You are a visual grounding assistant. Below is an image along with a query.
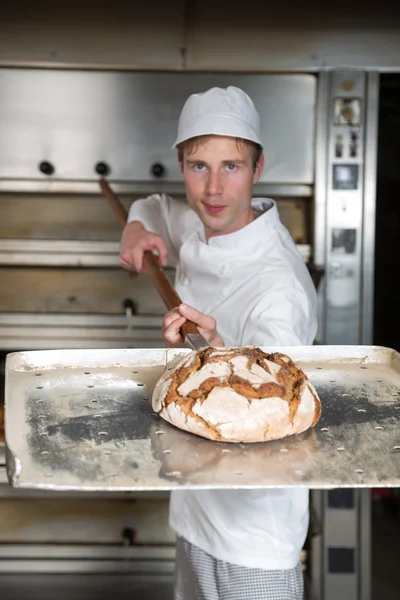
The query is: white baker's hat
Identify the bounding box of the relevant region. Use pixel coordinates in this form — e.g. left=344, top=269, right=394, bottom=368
left=173, top=86, right=262, bottom=148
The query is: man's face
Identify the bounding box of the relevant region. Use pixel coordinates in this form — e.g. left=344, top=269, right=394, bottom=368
left=179, top=136, right=264, bottom=239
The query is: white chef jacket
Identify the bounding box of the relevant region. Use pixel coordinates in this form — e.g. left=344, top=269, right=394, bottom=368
left=128, top=194, right=318, bottom=571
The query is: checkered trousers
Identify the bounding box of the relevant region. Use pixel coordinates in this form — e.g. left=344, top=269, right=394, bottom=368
left=174, top=536, right=304, bottom=600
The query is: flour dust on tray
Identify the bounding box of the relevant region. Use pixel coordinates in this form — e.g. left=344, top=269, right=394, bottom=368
left=152, top=346, right=322, bottom=443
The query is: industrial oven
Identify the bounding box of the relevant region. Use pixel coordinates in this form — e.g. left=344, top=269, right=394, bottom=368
left=0, top=67, right=381, bottom=599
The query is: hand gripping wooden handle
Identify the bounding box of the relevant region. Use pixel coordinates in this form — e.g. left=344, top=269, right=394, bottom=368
left=98, top=179, right=199, bottom=338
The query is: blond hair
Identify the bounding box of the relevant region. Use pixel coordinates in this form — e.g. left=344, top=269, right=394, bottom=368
left=177, top=135, right=263, bottom=171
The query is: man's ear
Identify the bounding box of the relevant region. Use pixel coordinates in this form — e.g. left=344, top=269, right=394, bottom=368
left=253, top=154, right=265, bottom=184
left=177, top=155, right=184, bottom=176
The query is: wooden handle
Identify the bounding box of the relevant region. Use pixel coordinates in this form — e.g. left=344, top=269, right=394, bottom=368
left=98, top=178, right=199, bottom=338
left=141, top=251, right=181, bottom=310
left=0, top=404, right=4, bottom=443
left=99, top=179, right=128, bottom=226
left=141, top=252, right=198, bottom=336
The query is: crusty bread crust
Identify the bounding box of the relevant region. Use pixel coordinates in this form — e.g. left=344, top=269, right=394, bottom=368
left=152, top=346, right=322, bottom=443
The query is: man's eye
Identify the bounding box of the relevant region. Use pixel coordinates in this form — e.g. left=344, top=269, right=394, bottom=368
left=194, top=163, right=205, bottom=171
left=226, top=164, right=237, bottom=171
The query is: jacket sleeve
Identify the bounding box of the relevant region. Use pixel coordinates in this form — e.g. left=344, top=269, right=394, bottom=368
left=242, top=277, right=318, bottom=348
left=127, top=193, right=187, bottom=268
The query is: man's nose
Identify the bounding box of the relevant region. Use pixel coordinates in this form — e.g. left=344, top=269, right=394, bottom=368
left=205, top=170, right=223, bottom=195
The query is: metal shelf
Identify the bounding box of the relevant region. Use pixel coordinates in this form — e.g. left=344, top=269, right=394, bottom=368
left=0, top=239, right=311, bottom=267
left=0, top=240, right=121, bottom=267
left=0, top=313, right=164, bottom=349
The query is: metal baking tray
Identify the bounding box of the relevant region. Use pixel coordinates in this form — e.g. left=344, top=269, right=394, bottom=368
left=4, top=345, right=400, bottom=492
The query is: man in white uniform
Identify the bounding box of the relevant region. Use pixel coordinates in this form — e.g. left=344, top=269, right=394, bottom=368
left=120, top=86, right=318, bottom=600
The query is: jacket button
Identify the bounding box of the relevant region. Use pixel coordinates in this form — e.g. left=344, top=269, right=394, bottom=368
left=182, top=277, right=189, bottom=285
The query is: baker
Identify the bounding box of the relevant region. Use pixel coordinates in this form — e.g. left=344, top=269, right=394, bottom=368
left=120, top=85, right=318, bottom=600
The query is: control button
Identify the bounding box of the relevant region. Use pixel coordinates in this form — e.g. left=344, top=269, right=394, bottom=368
left=39, top=161, right=55, bottom=175
left=151, top=163, right=165, bottom=178
left=122, top=298, right=137, bottom=315
left=349, top=130, right=359, bottom=157
left=335, top=135, right=343, bottom=158
left=330, top=262, right=342, bottom=277
left=95, top=162, right=111, bottom=176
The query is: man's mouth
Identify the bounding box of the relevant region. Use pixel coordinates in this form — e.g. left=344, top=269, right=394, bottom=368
left=202, top=202, right=226, bottom=214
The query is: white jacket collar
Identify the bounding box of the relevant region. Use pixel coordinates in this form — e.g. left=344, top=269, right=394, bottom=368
left=195, top=198, right=279, bottom=250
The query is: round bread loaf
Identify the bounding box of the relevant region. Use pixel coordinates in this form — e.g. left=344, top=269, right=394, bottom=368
left=152, top=346, right=321, bottom=443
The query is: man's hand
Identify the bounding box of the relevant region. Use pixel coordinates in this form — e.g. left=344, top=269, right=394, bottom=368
left=120, top=221, right=168, bottom=273
left=163, top=304, right=224, bottom=348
